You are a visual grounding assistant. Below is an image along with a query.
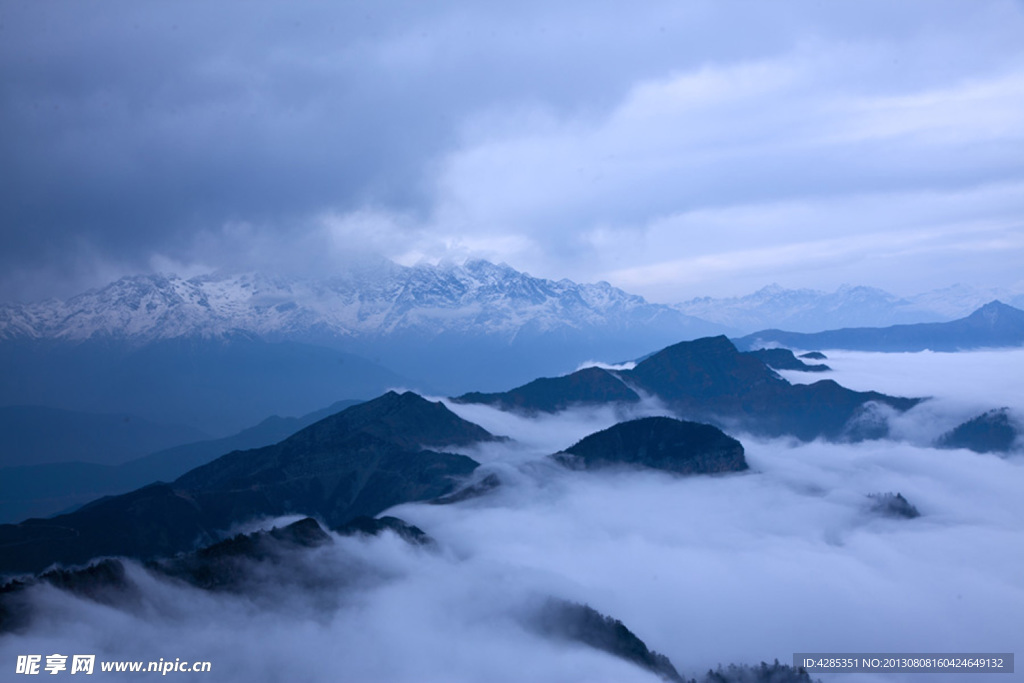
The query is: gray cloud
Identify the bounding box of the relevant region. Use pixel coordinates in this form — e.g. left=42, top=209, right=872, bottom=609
left=3, top=1, right=1023, bottom=300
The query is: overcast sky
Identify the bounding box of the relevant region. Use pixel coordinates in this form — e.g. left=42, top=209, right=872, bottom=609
left=3, top=0, right=1024, bottom=302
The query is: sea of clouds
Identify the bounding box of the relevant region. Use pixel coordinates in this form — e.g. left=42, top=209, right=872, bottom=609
left=1, top=350, right=1021, bottom=682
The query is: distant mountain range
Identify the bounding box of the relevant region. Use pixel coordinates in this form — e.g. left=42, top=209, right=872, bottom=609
left=0, top=258, right=718, bottom=345
left=676, top=283, right=1024, bottom=333
left=735, top=301, right=1024, bottom=352
left=5, top=262, right=1020, bottom=345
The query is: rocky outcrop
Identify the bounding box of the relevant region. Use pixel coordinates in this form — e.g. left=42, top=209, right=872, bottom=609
left=937, top=408, right=1021, bottom=454
left=554, top=417, right=747, bottom=475
left=532, top=599, right=685, bottom=682
left=868, top=492, right=921, bottom=519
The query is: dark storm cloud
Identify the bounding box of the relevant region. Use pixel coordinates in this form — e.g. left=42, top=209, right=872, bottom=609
left=2, top=1, right=1024, bottom=300
left=2, top=1, right=760, bottom=280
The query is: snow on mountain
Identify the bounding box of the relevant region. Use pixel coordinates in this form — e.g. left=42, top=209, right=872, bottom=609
left=675, top=283, right=952, bottom=334
left=5, top=261, right=1018, bottom=344
left=0, top=260, right=712, bottom=344
left=906, top=284, right=1024, bottom=320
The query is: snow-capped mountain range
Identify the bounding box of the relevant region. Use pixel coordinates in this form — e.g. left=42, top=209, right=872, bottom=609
left=0, top=259, right=714, bottom=344
left=3, top=258, right=1021, bottom=344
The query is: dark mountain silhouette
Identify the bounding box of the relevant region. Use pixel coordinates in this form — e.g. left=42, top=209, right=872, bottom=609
left=533, top=599, right=685, bottom=682
left=937, top=408, right=1021, bottom=454
left=0, top=558, right=134, bottom=633
left=799, top=351, right=827, bottom=360
left=0, top=399, right=364, bottom=524
left=148, top=517, right=334, bottom=592
left=555, top=417, right=748, bottom=475
left=456, top=336, right=920, bottom=441
left=454, top=365, right=641, bottom=413
left=334, top=515, right=435, bottom=546
left=533, top=599, right=821, bottom=682
left=868, top=492, right=921, bottom=519
left=735, top=301, right=1024, bottom=352
left=745, top=348, right=830, bottom=372
left=1, top=515, right=437, bottom=631
left=0, top=392, right=494, bottom=575
left=429, top=472, right=504, bottom=505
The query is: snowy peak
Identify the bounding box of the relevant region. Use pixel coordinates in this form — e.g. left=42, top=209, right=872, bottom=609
left=0, top=260, right=710, bottom=344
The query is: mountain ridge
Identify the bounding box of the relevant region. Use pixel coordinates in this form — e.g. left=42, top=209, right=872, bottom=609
left=456, top=335, right=921, bottom=441
left=735, top=300, right=1024, bottom=352
left=676, top=283, right=1024, bottom=334
left=0, top=391, right=492, bottom=575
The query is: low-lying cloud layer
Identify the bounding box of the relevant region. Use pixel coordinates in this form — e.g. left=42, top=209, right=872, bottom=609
left=2, top=351, right=1021, bottom=682
left=779, top=347, right=1024, bottom=444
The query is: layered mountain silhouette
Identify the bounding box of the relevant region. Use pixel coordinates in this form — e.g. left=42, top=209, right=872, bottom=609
left=0, top=399, right=363, bottom=524
left=456, top=336, right=920, bottom=441
left=0, top=386, right=764, bottom=576
left=0, top=392, right=495, bottom=575
left=0, top=336, right=924, bottom=577
left=735, top=301, right=1024, bottom=352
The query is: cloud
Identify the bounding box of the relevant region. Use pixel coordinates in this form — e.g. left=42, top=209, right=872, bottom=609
left=3, top=1, right=1024, bottom=301
left=430, top=49, right=1024, bottom=298
left=779, top=348, right=1024, bottom=443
